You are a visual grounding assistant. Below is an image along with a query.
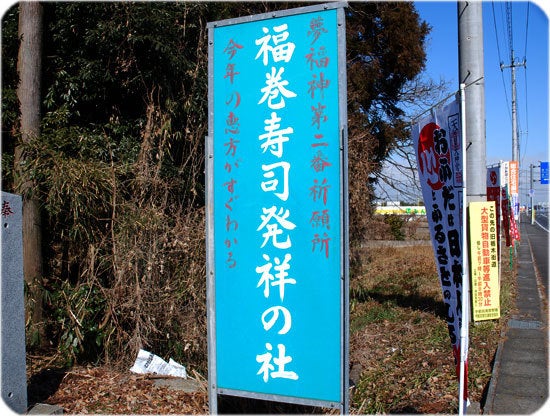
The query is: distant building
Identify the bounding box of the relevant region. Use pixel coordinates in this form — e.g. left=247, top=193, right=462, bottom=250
left=374, top=205, right=427, bottom=216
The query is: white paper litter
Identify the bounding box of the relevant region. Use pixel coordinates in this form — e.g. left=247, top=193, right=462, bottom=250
left=130, top=348, right=187, bottom=378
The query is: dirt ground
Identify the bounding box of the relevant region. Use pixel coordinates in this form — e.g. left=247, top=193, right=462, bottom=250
left=27, top=355, right=209, bottom=414
left=26, top=330, right=499, bottom=414
left=26, top=243, right=511, bottom=414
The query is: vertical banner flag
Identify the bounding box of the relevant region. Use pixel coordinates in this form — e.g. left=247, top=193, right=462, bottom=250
left=502, top=160, right=520, bottom=245
left=501, top=185, right=513, bottom=247
left=508, top=192, right=521, bottom=243
left=499, top=162, right=515, bottom=246
left=469, top=202, right=500, bottom=321
left=486, top=166, right=501, bottom=255
left=508, top=160, right=520, bottom=221
left=412, top=98, right=467, bottom=388
left=206, top=3, right=348, bottom=411
left=494, top=162, right=520, bottom=247
left=501, top=161, right=509, bottom=191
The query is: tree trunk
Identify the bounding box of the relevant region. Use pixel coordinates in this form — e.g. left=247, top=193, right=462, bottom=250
left=15, top=1, right=45, bottom=346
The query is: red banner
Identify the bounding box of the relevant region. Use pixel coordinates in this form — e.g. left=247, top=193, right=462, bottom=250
left=486, top=166, right=502, bottom=254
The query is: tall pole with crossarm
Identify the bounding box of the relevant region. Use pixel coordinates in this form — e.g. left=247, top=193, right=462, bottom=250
left=500, top=2, right=526, bottom=164
left=501, top=51, right=525, bottom=163
left=457, top=2, right=486, bottom=415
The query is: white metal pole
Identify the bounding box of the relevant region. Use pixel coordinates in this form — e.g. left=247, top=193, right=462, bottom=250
left=459, top=83, right=470, bottom=416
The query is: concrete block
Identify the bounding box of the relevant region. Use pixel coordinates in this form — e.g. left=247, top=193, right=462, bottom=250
left=153, top=377, right=202, bottom=393
left=27, top=403, right=64, bottom=415
left=1, top=192, right=27, bottom=414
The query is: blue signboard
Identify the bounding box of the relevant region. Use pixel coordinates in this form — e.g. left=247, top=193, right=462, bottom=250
left=206, top=2, right=348, bottom=412
left=541, top=161, right=549, bottom=185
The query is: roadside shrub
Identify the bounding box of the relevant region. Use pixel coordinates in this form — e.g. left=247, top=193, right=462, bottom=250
left=384, top=214, right=405, bottom=240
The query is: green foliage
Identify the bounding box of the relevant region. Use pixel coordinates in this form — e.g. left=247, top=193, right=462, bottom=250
left=46, top=279, right=108, bottom=365
left=344, top=2, right=429, bottom=271
left=2, top=2, right=430, bottom=367
left=20, top=131, right=115, bottom=243
left=350, top=300, right=399, bottom=333
left=383, top=213, right=406, bottom=240
left=422, top=318, right=450, bottom=346
left=1, top=5, right=20, bottom=191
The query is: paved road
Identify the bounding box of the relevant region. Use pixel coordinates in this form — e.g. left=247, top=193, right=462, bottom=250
left=483, top=217, right=549, bottom=414
left=535, top=211, right=549, bottom=231
left=521, top=212, right=549, bottom=295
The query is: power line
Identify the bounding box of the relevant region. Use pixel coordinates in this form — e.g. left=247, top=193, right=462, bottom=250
left=505, top=1, right=513, bottom=61
left=499, top=1, right=526, bottom=163
left=514, top=2, right=530, bottom=166
left=521, top=66, right=529, bottom=168
left=492, top=1, right=512, bottom=125
left=491, top=1, right=504, bottom=63
left=521, top=4, right=530, bottom=166
left=524, top=2, right=530, bottom=58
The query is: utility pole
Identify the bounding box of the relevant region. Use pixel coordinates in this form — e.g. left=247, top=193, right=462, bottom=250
left=501, top=51, right=526, bottom=163
left=458, top=1, right=487, bottom=203
left=500, top=1, right=526, bottom=163
left=457, top=3, right=487, bottom=415
left=499, top=3, right=526, bottom=223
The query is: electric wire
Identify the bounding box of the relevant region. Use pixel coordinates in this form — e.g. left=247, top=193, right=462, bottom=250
left=521, top=4, right=530, bottom=167
left=506, top=2, right=513, bottom=61
left=521, top=67, right=529, bottom=169
left=494, top=1, right=529, bottom=165
left=492, top=1, right=512, bottom=125
left=524, top=2, right=530, bottom=59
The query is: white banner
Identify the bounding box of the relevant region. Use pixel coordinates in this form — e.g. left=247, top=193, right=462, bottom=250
left=413, top=98, right=466, bottom=375
left=486, top=166, right=502, bottom=253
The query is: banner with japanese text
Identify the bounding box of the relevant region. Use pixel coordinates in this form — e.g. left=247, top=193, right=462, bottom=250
left=499, top=161, right=520, bottom=245
left=469, top=202, right=500, bottom=321
left=501, top=185, right=512, bottom=246
left=412, top=98, right=467, bottom=386
left=507, top=186, right=521, bottom=244
left=486, top=166, right=501, bottom=254
left=509, top=160, right=520, bottom=221
left=206, top=3, right=348, bottom=409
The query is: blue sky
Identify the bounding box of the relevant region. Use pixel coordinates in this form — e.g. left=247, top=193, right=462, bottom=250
left=414, top=0, right=549, bottom=205
left=1, top=1, right=546, bottom=204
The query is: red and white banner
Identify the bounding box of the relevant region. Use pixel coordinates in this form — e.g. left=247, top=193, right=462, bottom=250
left=501, top=186, right=512, bottom=246
left=506, top=185, right=521, bottom=244
left=490, top=162, right=520, bottom=247
left=413, top=98, right=467, bottom=398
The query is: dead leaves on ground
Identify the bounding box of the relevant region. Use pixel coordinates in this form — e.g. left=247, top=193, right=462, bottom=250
left=28, top=246, right=508, bottom=414
left=43, top=366, right=208, bottom=414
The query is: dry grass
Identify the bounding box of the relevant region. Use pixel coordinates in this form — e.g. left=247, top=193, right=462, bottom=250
left=349, top=244, right=515, bottom=414
left=28, top=242, right=516, bottom=414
